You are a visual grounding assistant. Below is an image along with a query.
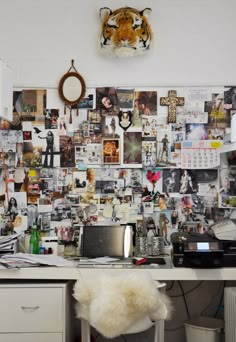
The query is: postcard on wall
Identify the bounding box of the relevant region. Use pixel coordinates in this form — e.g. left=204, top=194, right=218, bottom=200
left=123, top=132, right=142, bottom=165
left=102, top=139, right=120, bottom=164
left=156, top=128, right=172, bottom=167
left=219, top=149, right=236, bottom=208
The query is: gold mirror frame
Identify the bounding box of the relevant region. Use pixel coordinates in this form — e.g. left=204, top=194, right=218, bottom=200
left=58, top=60, right=86, bottom=107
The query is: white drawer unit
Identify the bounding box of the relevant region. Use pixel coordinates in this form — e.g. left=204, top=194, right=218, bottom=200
left=0, top=282, right=73, bottom=342
left=3, top=333, right=63, bottom=342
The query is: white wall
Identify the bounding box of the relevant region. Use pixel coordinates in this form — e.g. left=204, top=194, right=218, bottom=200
left=0, top=1, right=234, bottom=342
left=0, top=0, right=236, bottom=89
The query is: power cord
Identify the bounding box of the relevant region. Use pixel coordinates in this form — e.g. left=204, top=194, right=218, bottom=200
left=170, top=281, right=203, bottom=298
left=177, top=281, right=191, bottom=319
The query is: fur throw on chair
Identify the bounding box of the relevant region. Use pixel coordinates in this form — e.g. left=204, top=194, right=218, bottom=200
left=73, top=271, right=172, bottom=338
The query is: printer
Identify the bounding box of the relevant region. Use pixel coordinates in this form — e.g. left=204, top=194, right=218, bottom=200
left=171, top=232, right=236, bottom=268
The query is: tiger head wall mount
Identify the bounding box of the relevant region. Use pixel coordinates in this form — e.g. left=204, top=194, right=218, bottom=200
left=99, top=7, right=153, bottom=58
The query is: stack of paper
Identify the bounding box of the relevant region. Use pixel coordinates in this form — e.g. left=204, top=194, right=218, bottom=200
left=0, top=232, right=21, bottom=256
left=0, top=252, right=76, bottom=268
left=211, top=219, right=236, bottom=240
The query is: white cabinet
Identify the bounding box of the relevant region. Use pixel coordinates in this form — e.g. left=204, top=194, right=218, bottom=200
left=0, top=282, right=73, bottom=342
left=3, top=333, right=63, bottom=342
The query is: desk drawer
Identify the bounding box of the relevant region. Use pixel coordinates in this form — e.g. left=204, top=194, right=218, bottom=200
left=1, top=333, right=63, bottom=342
left=0, top=287, right=63, bottom=333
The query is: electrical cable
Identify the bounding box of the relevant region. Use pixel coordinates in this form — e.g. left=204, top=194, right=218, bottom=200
left=166, top=280, right=175, bottom=291
left=214, top=281, right=225, bottom=318
left=200, top=281, right=224, bottom=317
left=170, top=281, right=203, bottom=298
left=177, top=281, right=191, bottom=319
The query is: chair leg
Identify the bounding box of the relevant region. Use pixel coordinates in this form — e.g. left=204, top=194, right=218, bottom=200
left=154, top=320, right=165, bottom=342
left=81, top=319, right=91, bottom=342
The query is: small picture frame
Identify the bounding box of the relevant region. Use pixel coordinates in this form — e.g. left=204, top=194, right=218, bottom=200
left=102, top=138, right=120, bottom=164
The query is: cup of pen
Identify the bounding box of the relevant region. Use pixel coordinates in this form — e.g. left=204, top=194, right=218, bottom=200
left=135, top=236, right=148, bottom=257
left=151, top=236, right=164, bottom=256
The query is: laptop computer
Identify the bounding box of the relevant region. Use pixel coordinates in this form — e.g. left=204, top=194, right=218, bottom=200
left=80, top=225, right=133, bottom=265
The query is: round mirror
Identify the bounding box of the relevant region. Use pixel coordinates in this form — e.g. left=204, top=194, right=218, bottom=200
left=58, top=71, right=86, bottom=106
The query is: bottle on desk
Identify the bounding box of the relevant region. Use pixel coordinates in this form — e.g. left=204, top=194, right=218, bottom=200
left=30, top=223, right=40, bottom=254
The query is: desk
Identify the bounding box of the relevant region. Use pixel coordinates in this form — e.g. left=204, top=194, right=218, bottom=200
left=0, top=264, right=232, bottom=342
left=0, top=264, right=236, bottom=281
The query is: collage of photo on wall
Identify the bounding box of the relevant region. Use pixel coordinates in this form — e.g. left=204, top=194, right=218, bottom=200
left=0, top=86, right=235, bottom=256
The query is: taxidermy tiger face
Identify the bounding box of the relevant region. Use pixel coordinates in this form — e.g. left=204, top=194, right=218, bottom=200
left=99, top=7, right=153, bottom=57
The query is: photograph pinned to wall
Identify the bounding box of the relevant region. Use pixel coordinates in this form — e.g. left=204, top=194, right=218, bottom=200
left=44, top=109, right=59, bottom=129
left=96, top=87, right=119, bottom=114
left=142, top=201, right=154, bottom=214
left=78, top=91, right=95, bottom=109
left=39, top=168, right=54, bottom=179
left=224, top=86, right=236, bottom=110
left=88, top=109, right=102, bottom=124
left=72, top=170, right=87, bottom=193
left=162, top=169, right=181, bottom=193
left=219, top=149, right=236, bottom=208
left=179, top=169, right=198, bottom=194
left=134, top=90, right=157, bottom=116
left=153, top=211, right=172, bottom=242
left=102, top=115, right=120, bottom=138
left=142, top=169, right=162, bottom=202
left=231, top=109, right=236, bottom=143
left=57, top=168, right=69, bottom=187
left=23, top=131, right=32, bottom=141
left=123, top=132, right=142, bottom=165
left=65, top=193, right=80, bottom=206
left=142, top=138, right=156, bottom=170
left=58, top=116, right=68, bottom=135
left=96, top=180, right=120, bottom=194
left=180, top=87, right=211, bottom=122
left=40, top=178, right=54, bottom=196
left=80, top=168, right=97, bottom=205
left=70, top=110, right=88, bottom=133
left=102, top=138, right=120, bottom=164
left=0, top=130, right=23, bottom=145
left=35, top=127, right=60, bottom=168
left=186, top=124, right=208, bottom=140
left=116, top=88, right=134, bottom=109
left=51, top=198, right=71, bottom=222
left=75, top=144, right=102, bottom=165
left=0, top=147, right=16, bottom=168
left=127, top=169, right=143, bottom=193
left=142, top=115, right=158, bottom=137
left=37, top=197, right=52, bottom=213
left=22, top=142, right=42, bottom=167
left=60, top=136, right=75, bottom=167
left=156, top=129, right=172, bottom=167
left=207, top=92, right=230, bottom=138
left=13, top=89, right=47, bottom=122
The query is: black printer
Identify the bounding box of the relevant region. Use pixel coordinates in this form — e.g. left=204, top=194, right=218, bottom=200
left=171, top=232, right=236, bottom=268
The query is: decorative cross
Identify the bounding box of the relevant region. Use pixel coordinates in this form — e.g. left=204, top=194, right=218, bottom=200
left=160, top=90, right=185, bottom=123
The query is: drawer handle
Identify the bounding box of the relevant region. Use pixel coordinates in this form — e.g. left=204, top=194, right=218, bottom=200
left=21, top=306, right=40, bottom=311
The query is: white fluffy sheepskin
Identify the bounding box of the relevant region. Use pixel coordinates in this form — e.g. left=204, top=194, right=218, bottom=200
left=73, top=271, right=172, bottom=338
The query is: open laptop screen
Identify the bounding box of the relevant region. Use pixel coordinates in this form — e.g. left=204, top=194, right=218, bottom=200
left=81, top=225, right=133, bottom=258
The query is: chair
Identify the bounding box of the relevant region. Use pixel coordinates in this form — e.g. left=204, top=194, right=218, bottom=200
left=73, top=272, right=171, bottom=342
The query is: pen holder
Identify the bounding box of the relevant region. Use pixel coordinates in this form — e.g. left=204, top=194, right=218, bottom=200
left=135, top=236, right=148, bottom=257
left=151, top=236, right=164, bottom=256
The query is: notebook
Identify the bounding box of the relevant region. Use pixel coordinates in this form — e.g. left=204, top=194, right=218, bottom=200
left=80, top=225, right=133, bottom=263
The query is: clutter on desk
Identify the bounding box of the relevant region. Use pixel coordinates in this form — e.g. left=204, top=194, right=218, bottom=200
left=0, top=86, right=235, bottom=262
left=0, top=252, right=76, bottom=268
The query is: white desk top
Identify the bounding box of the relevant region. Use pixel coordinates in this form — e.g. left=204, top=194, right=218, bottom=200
left=0, top=265, right=235, bottom=281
